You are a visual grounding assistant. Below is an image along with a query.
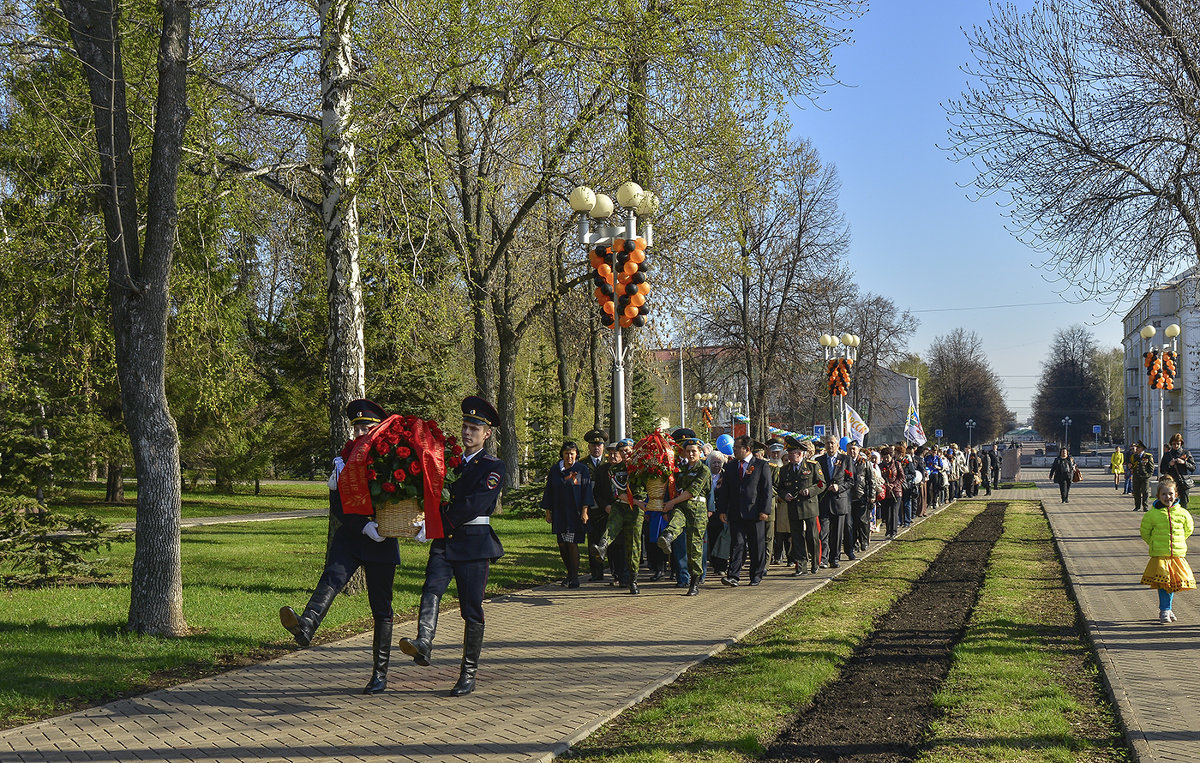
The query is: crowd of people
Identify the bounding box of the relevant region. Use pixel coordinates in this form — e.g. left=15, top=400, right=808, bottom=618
left=1110, top=435, right=1196, bottom=512
left=541, top=429, right=1015, bottom=594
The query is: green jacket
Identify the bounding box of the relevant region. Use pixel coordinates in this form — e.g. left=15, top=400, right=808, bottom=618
left=673, top=461, right=712, bottom=513
left=776, top=458, right=826, bottom=520
left=1140, top=500, right=1195, bottom=557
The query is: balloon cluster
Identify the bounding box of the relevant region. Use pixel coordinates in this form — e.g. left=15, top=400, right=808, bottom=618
left=826, top=356, right=853, bottom=396
left=591, top=237, right=651, bottom=328
left=1145, top=348, right=1178, bottom=390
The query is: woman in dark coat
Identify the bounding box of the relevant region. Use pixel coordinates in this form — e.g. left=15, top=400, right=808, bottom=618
left=542, top=441, right=592, bottom=588
left=1160, top=433, right=1196, bottom=508
left=1048, top=447, right=1077, bottom=503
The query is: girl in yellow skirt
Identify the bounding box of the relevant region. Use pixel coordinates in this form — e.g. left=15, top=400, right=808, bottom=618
left=1140, top=476, right=1195, bottom=623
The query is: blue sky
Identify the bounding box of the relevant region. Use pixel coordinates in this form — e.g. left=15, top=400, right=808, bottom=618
left=788, top=0, right=1127, bottom=419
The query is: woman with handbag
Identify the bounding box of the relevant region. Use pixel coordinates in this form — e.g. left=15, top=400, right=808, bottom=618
left=1048, top=447, right=1076, bottom=503
left=1140, top=476, right=1195, bottom=623
left=1159, top=433, right=1196, bottom=508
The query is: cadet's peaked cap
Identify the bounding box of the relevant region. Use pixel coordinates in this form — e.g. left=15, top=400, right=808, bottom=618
left=584, top=428, right=608, bottom=445
left=784, top=435, right=805, bottom=450
left=346, top=399, right=388, bottom=424
left=672, top=428, right=697, bottom=442
left=461, top=395, right=500, bottom=427
left=767, top=440, right=786, bottom=453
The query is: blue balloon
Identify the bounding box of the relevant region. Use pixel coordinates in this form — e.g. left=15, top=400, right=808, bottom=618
left=716, top=434, right=734, bottom=456
left=839, top=436, right=850, bottom=450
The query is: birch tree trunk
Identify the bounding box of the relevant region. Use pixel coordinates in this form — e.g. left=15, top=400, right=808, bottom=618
left=61, top=0, right=190, bottom=636
left=319, top=0, right=367, bottom=594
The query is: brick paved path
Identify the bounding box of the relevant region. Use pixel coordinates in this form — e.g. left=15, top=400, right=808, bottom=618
left=1026, top=469, right=1200, bottom=763
left=1, top=511, right=917, bottom=763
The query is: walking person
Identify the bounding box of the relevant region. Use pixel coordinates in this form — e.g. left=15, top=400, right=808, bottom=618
left=878, top=446, right=904, bottom=539
left=816, top=435, right=854, bottom=566
left=1160, top=433, right=1196, bottom=509
left=579, top=429, right=609, bottom=581
left=542, top=441, right=592, bottom=588
left=778, top=437, right=824, bottom=574
left=989, top=444, right=1001, bottom=491
left=847, top=440, right=873, bottom=556
left=591, top=439, right=646, bottom=594
left=1129, top=441, right=1156, bottom=512
left=717, top=435, right=773, bottom=585
left=657, top=430, right=712, bottom=595
left=279, top=399, right=399, bottom=695
left=1049, top=447, right=1076, bottom=504
left=1110, top=447, right=1124, bottom=491
left=398, top=396, right=505, bottom=697
left=1140, top=476, right=1195, bottom=623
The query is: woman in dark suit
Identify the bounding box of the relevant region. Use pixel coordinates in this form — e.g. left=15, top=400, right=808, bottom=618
left=542, top=441, right=592, bottom=587
left=1160, top=433, right=1196, bottom=508
left=1049, top=447, right=1076, bottom=503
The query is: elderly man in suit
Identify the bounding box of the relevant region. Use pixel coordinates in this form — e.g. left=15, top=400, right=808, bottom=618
left=816, top=434, right=855, bottom=568
left=717, top=434, right=773, bottom=586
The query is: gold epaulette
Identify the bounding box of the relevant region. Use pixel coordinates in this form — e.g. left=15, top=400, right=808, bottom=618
left=806, top=458, right=820, bottom=467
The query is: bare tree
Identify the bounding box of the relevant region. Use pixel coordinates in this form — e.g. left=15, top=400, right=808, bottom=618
left=925, top=328, right=1012, bottom=445
left=1032, top=324, right=1108, bottom=452
left=946, top=0, right=1200, bottom=302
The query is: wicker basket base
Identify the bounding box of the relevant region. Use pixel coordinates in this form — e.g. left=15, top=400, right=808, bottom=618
left=645, top=477, right=667, bottom=513
left=376, top=498, right=423, bottom=538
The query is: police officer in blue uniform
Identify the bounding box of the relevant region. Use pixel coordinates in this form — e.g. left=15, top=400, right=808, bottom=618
left=280, top=399, right=401, bottom=695
left=399, top=396, right=505, bottom=696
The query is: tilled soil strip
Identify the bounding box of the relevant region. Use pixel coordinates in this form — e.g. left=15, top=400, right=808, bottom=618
left=762, top=502, right=1007, bottom=763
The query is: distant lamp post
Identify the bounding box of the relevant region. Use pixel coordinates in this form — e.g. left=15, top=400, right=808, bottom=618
left=1061, top=416, right=1072, bottom=452
left=695, top=392, right=717, bottom=438
left=965, top=418, right=977, bottom=448
left=571, top=182, right=660, bottom=440
left=1141, top=322, right=1181, bottom=464
left=724, top=399, right=744, bottom=438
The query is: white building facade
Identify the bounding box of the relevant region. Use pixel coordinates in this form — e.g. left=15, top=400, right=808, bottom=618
left=1122, top=267, right=1200, bottom=458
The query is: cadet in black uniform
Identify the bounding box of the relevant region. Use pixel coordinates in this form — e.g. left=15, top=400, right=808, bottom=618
left=280, top=399, right=400, bottom=695
left=580, top=429, right=609, bottom=581
left=399, top=396, right=505, bottom=696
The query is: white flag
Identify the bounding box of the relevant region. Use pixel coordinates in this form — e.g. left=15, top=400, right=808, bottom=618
left=904, top=397, right=927, bottom=446
left=844, top=403, right=869, bottom=445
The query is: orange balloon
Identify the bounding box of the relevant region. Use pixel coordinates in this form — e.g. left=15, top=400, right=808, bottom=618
left=597, top=263, right=612, bottom=279
left=629, top=293, right=645, bottom=307
left=619, top=315, right=633, bottom=328
left=629, top=249, right=645, bottom=264
left=623, top=305, right=638, bottom=318
left=623, top=261, right=639, bottom=275
left=613, top=238, right=625, bottom=253
left=637, top=282, right=650, bottom=295
left=603, top=301, right=615, bottom=315
left=594, top=287, right=605, bottom=301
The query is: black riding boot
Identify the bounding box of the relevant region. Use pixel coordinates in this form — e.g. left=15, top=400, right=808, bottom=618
left=398, top=592, right=439, bottom=666
left=450, top=622, right=485, bottom=696
left=362, top=617, right=392, bottom=694
left=280, top=580, right=338, bottom=647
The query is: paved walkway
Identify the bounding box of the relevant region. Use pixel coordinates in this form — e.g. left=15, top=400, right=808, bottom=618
left=3, top=475, right=1193, bottom=762
left=1030, top=469, right=1200, bottom=763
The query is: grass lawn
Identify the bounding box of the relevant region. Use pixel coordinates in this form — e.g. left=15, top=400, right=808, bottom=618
left=568, top=501, right=988, bottom=762
left=919, top=501, right=1129, bottom=762
left=568, top=499, right=1129, bottom=762
left=0, top=513, right=559, bottom=729
left=51, top=481, right=331, bottom=523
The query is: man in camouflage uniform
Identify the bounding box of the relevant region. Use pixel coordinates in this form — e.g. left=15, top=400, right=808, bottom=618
left=592, top=439, right=645, bottom=594
left=1129, top=440, right=1156, bottom=512
left=657, top=430, right=712, bottom=596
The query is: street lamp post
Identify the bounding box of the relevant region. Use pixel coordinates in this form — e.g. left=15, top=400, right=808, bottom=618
left=819, top=332, right=860, bottom=439
left=966, top=419, right=976, bottom=448
left=724, top=399, right=743, bottom=439
left=695, top=392, right=717, bottom=439
left=1061, top=417, right=1072, bottom=453
left=1140, top=322, right=1182, bottom=467
left=570, top=182, right=660, bottom=441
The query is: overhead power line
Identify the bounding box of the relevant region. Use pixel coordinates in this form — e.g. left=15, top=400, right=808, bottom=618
left=911, top=301, right=1063, bottom=313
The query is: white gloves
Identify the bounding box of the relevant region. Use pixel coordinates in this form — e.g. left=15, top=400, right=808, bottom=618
left=328, top=457, right=347, bottom=489
left=362, top=521, right=384, bottom=542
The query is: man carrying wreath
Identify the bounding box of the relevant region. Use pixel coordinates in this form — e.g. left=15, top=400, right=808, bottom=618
left=399, top=396, right=505, bottom=697
left=656, top=429, right=712, bottom=596
left=279, top=398, right=400, bottom=695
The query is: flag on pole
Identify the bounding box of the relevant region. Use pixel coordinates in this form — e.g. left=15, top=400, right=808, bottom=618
left=904, top=397, right=927, bottom=446
left=844, top=403, right=869, bottom=445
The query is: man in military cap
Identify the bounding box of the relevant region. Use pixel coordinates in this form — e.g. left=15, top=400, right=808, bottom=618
left=657, top=429, right=712, bottom=596
left=591, top=438, right=645, bottom=594
left=765, top=440, right=787, bottom=564
left=280, top=399, right=400, bottom=695
left=777, top=436, right=825, bottom=575
left=580, top=429, right=609, bottom=582
left=399, top=396, right=505, bottom=697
